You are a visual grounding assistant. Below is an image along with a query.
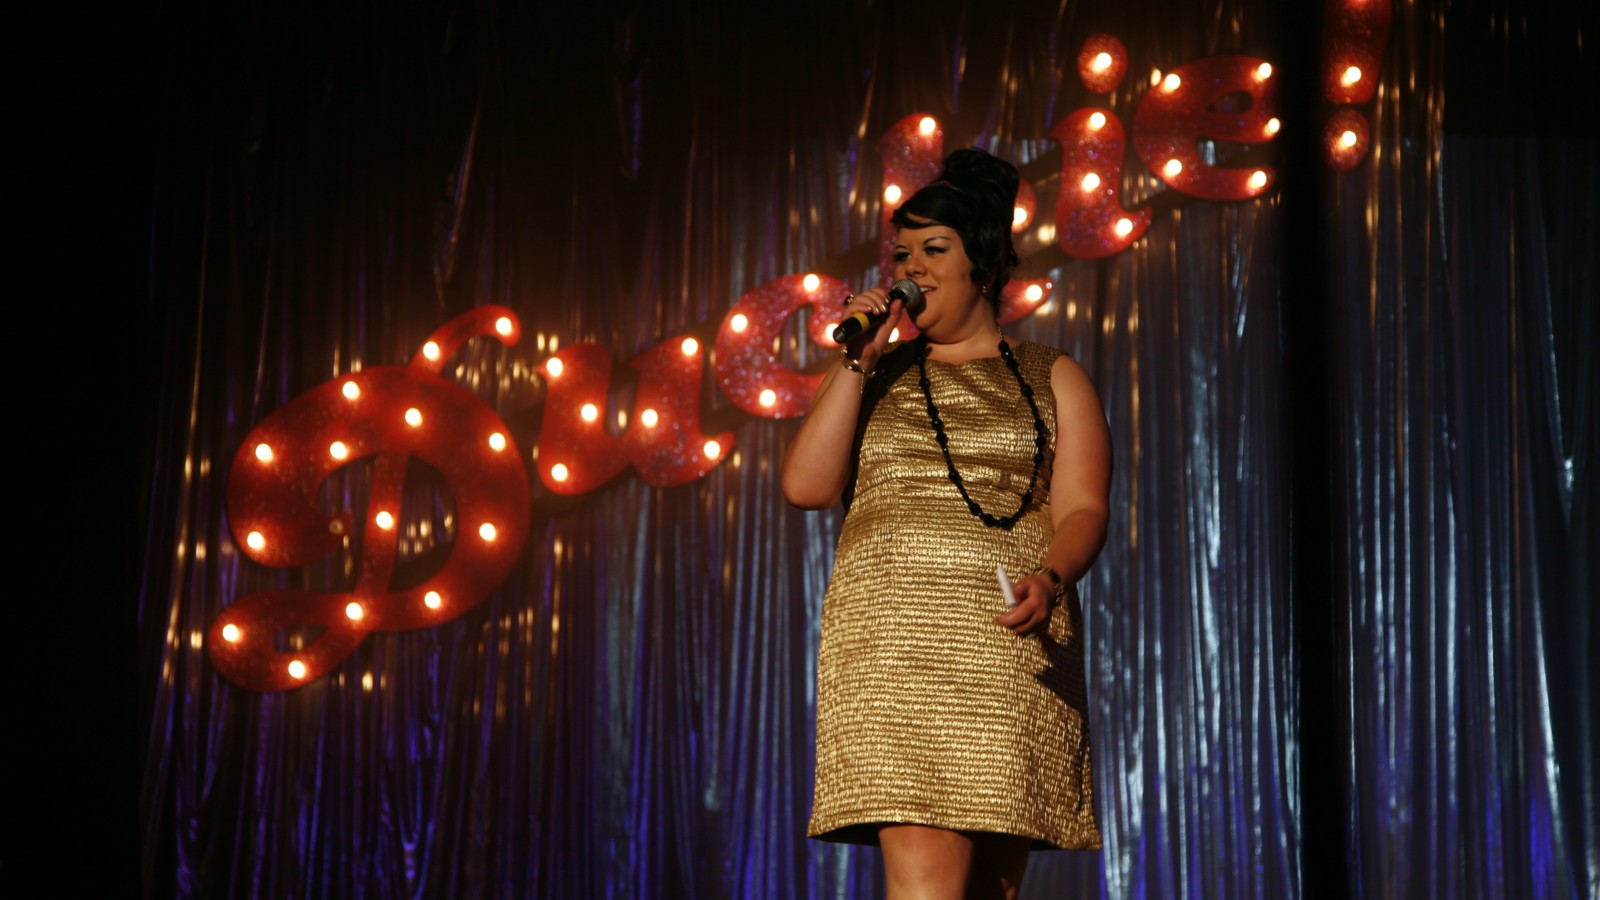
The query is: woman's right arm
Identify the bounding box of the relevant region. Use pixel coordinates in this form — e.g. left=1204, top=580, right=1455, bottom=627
left=780, top=293, right=902, bottom=509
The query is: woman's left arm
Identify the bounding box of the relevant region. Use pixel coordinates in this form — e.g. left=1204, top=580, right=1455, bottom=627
left=995, top=354, right=1112, bottom=634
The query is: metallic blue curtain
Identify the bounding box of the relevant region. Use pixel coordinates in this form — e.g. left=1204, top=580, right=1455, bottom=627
left=1334, top=2, right=1596, bottom=897
left=135, top=1, right=1593, bottom=897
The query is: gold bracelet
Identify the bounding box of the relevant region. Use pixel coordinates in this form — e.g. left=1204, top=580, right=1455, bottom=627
left=839, top=350, right=873, bottom=379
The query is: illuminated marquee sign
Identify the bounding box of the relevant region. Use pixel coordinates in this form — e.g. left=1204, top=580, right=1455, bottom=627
left=212, top=19, right=1389, bottom=690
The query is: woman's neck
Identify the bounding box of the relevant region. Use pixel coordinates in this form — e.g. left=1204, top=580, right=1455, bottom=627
left=922, top=317, right=1003, bottom=363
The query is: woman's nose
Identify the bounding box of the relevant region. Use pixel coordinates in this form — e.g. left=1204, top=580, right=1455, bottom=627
left=901, top=254, right=925, bottom=275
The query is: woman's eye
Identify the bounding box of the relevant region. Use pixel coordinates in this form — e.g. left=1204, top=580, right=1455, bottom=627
left=926, top=246, right=944, bottom=255
left=892, top=251, right=909, bottom=262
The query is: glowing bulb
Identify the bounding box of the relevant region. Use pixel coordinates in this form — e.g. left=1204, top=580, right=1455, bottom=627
left=703, top=440, right=722, bottom=460
left=884, top=184, right=902, bottom=204
left=345, top=602, right=364, bottom=621
left=1340, top=130, right=1358, bottom=147
left=918, top=116, right=937, bottom=135
left=375, top=511, right=395, bottom=530
left=1150, top=68, right=1162, bottom=86
left=580, top=403, right=599, bottom=422
left=246, top=530, right=265, bottom=550
left=730, top=313, right=748, bottom=332
left=254, top=443, right=274, bottom=463
left=1342, top=66, right=1362, bottom=86
left=640, top=409, right=659, bottom=427
left=1266, top=117, right=1282, bottom=136
left=1091, top=52, right=1112, bottom=72
left=1163, top=73, right=1181, bottom=91
left=329, top=441, right=348, bottom=460
left=495, top=316, right=513, bottom=335
left=803, top=273, right=820, bottom=292
left=1163, top=158, right=1183, bottom=177
left=551, top=464, right=569, bottom=482
left=1249, top=170, right=1269, bottom=190
left=1114, top=218, right=1134, bottom=237
left=681, top=337, right=699, bottom=356
left=1088, top=111, right=1107, bottom=130
left=479, top=523, right=498, bottom=541
left=220, top=623, right=242, bottom=643
left=889, top=328, right=901, bottom=342
left=342, top=381, right=360, bottom=400
left=1081, top=173, right=1101, bottom=191
left=1025, top=284, right=1044, bottom=302
left=1257, top=62, right=1273, bottom=79
left=288, top=660, right=307, bottom=679
left=759, top=389, right=777, bottom=407
left=422, top=341, right=440, bottom=360
left=405, top=408, right=423, bottom=427
left=545, top=358, right=564, bottom=377
left=488, top=432, right=506, bottom=451
left=1013, top=206, right=1028, bottom=226
left=424, top=591, right=442, bottom=609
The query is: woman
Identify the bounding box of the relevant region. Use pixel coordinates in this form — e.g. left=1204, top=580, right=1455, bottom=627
left=781, top=148, right=1111, bottom=899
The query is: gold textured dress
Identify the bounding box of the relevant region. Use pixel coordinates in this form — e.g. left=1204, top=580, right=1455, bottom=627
left=808, top=339, right=1101, bottom=850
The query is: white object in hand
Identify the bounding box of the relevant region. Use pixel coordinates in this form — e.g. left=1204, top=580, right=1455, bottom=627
left=997, top=565, right=1018, bottom=607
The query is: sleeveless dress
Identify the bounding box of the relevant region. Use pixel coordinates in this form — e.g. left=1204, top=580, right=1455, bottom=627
left=808, top=339, right=1100, bottom=850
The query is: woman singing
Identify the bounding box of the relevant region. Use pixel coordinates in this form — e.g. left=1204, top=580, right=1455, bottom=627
left=782, top=148, right=1111, bottom=899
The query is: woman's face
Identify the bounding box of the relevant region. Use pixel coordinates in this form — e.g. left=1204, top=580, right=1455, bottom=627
left=892, top=219, right=983, bottom=333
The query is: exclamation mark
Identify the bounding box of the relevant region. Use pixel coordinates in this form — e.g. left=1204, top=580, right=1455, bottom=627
left=1322, top=0, right=1392, bottom=170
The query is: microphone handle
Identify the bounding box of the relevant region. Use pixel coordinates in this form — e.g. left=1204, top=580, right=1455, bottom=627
left=831, top=309, right=885, bottom=343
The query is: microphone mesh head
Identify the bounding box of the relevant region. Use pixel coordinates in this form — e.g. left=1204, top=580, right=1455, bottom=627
left=889, top=279, right=925, bottom=315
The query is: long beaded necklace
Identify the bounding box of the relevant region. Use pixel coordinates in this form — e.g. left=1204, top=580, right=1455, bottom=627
left=915, top=334, right=1048, bottom=530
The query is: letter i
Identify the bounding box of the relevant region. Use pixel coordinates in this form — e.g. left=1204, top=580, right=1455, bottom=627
left=1053, top=34, right=1151, bottom=259
left=1322, top=0, right=1393, bottom=170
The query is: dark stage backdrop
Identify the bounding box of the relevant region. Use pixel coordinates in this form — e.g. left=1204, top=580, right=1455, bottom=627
left=136, top=1, right=1594, bottom=898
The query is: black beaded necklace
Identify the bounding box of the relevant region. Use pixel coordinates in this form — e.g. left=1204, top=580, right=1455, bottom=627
left=915, top=335, right=1048, bottom=530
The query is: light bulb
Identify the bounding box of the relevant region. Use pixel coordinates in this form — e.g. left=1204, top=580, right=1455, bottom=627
left=545, top=358, right=564, bottom=377
left=1081, top=173, right=1101, bottom=191
left=1025, top=284, right=1043, bottom=302
left=255, top=443, right=274, bottom=462
left=640, top=409, right=659, bottom=427
left=288, top=660, right=307, bottom=679
left=551, top=464, right=569, bottom=482
left=580, top=403, right=599, bottom=422
left=1164, top=159, right=1183, bottom=177
left=1340, top=130, right=1358, bottom=148
left=404, top=408, right=422, bottom=427
left=1257, top=62, right=1273, bottom=79
left=488, top=432, right=506, bottom=451
left=479, top=523, right=497, bottom=541
left=375, top=511, right=394, bottom=529
left=345, top=602, right=364, bottom=621
left=329, top=441, right=348, bottom=460
left=703, top=440, right=722, bottom=459
left=424, top=591, right=442, bottom=609
left=759, top=389, right=777, bottom=407
left=681, top=337, right=699, bottom=356
left=1091, top=52, right=1112, bottom=72
left=1114, top=218, right=1134, bottom=237
left=884, top=184, right=902, bottom=204
left=803, top=274, right=820, bottom=292
left=1342, top=66, right=1362, bottom=86
left=918, top=116, right=937, bottom=135
left=1249, top=170, right=1269, bottom=190
left=495, top=316, right=513, bottom=335
left=1088, top=111, right=1107, bottom=130
left=342, top=381, right=360, bottom=400
left=422, top=341, right=440, bottom=360
left=730, top=313, right=749, bottom=333
left=1163, top=73, right=1181, bottom=91
left=1266, top=117, right=1282, bottom=136
left=222, top=623, right=241, bottom=642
